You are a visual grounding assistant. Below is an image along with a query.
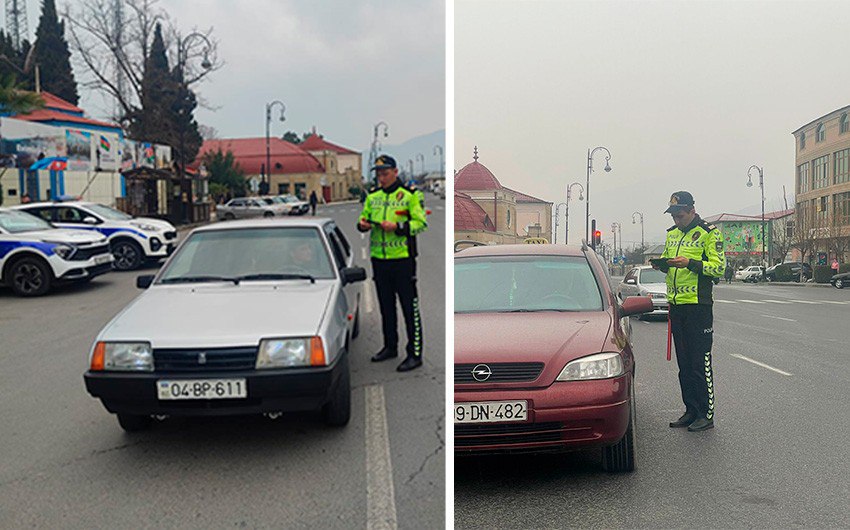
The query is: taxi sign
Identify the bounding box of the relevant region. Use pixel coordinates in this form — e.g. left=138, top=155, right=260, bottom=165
left=523, top=237, right=549, bottom=244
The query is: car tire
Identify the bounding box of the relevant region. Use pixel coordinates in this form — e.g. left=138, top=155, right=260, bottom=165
left=835, top=278, right=844, bottom=289
left=224, top=213, right=235, bottom=220
left=263, top=211, right=274, bottom=218
left=322, top=354, right=351, bottom=427
left=7, top=256, right=52, bottom=297
left=602, top=379, right=636, bottom=473
left=111, top=240, right=144, bottom=271
left=117, top=413, right=152, bottom=432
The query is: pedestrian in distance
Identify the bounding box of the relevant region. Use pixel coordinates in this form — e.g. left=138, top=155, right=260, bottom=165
left=724, top=264, right=734, bottom=284
left=309, top=190, right=318, bottom=216
left=357, top=155, right=428, bottom=372
left=652, top=191, right=726, bottom=432
left=831, top=258, right=839, bottom=274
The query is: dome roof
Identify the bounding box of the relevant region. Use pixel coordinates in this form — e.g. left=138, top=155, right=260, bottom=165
left=455, top=146, right=502, bottom=191
left=455, top=190, right=495, bottom=232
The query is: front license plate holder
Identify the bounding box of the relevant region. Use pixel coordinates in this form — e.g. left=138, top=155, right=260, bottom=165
left=454, top=400, right=528, bottom=424
left=158, top=378, right=248, bottom=400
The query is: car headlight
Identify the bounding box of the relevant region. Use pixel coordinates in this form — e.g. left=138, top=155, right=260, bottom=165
left=256, top=337, right=325, bottom=368
left=131, top=222, right=160, bottom=232
left=49, top=243, right=76, bottom=260
left=90, top=341, right=153, bottom=371
left=556, top=352, right=624, bottom=381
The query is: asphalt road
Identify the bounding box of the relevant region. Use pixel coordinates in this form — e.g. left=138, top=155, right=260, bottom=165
left=455, top=281, right=850, bottom=529
left=0, top=194, right=446, bottom=529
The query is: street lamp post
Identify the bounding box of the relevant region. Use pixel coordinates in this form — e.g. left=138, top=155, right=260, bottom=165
left=407, top=159, right=414, bottom=180
left=565, top=182, right=584, bottom=245
left=415, top=153, right=425, bottom=180
left=369, top=122, right=389, bottom=184
left=175, top=32, right=213, bottom=223
left=265, top=100, right=286, bottom=193
left=433, top=145, right=444, bottom=185
left=586, top=147, right=612, bottom=242
left=612, top=222, right=623, bottom=273
left=553, top=202, right=568, bottom=244
left=747, top=165, right=766, bottom=271
left=632, top=211, right=645, bottom=249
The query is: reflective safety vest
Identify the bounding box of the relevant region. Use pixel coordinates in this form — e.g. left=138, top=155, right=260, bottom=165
left=358, top=180, right=427, bottom=260
left=661, top=216, right=726, bottom=305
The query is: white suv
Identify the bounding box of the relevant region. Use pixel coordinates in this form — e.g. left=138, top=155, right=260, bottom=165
left=0, top=208, right=113, bottom=296
left=735, top=266, right=765, bottom=283
left=14, top=201, right=178, bottom=270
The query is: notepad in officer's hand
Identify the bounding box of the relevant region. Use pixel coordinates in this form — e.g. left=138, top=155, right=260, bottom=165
left=649, top=258, right=669, bottom=268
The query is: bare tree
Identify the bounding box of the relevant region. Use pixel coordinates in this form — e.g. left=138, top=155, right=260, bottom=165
left=64, top=0, right=221, bottom=125
left=198, top=124, right=218, bottom=140
left=771, top=214, right=794, bottom=265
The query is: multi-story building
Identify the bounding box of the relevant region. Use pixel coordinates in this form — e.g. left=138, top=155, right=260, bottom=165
left=792, top=105, right=850, bottom=263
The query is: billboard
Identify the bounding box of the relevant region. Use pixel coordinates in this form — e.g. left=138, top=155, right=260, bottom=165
left=0, top=118, right=66, bottom=168
left=717, top=220, right=769, bottom=256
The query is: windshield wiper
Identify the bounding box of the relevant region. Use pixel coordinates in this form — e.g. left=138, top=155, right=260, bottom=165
left=236, top=273, right=316, bottom=284
left=160, top=275, right=240, bottom=285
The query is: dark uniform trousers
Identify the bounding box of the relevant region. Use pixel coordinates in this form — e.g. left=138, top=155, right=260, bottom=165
left=669, top=303, right=715, bottom=420
left=372, top=257, right=423, bottom=359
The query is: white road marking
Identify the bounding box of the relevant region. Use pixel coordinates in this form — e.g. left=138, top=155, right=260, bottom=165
left=762, top=299, right=792, bottom=304
left=715, top=300, right=737, bottom=304
left=736, top=299, right=766, bottom=304
left=820, top=300, right=849, bottom=305
left=790, top=300, right=820, bottom=304
left=730, top=354, right=792, bottom=376
left=361, top=247, right=368, bottom=261
left=761, top=314, right=796, bottom=322
left=435, top=206, right=444, bottom=211
left=364, top=281, right=376, bottom=314
left=366, top=385, right=398, bottom=530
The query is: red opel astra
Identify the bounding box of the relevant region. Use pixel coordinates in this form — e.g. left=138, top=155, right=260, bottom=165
left=454, top=244, right=652, bottom=472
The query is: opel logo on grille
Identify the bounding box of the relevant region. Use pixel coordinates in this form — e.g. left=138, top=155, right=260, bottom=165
left=198, top=352, right=207, bottom=365
left=471, top=364, right=492, bottom=382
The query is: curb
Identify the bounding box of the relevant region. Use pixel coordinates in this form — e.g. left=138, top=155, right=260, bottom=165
left=756, top=281, right=833, bottom=288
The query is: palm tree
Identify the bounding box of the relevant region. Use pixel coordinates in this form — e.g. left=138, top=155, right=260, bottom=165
left=0, top=72, right=44, bottom=114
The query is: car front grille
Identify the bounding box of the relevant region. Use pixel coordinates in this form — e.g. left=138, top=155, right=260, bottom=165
left=164, top=231, right=177, bottom=240
left=454, top=362, right=544, bottom=383
left=153, top=347, right=257, bottom=372
left=71, top=243, right=111, bottom=261
left=455, top=422, right=565, bottom=447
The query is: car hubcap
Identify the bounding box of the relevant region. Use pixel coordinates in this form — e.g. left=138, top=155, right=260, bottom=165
left=13, top=263, right=43, bottom=293
left=838, top=280, right=843, bottom=288
left=114, top=244, right=137, bottom=269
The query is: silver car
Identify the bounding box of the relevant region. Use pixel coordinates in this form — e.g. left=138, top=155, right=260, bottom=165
left=216, top=197, right=279, bottom=220
left=617, top=265, right=668, bottom=318
left=84, top=218, right=365, bottom=431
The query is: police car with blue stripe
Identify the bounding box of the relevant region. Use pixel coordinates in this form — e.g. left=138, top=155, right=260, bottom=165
left=0, top=208, right=113, bottom=296
left=13, top=201, right=178, bottom=271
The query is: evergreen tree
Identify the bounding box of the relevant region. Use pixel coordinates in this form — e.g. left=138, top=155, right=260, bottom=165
left=169, top=65, right=203, bottom=168
left=204, top=148, right=246, bottom=197
left=126, top=23, right=173, bottom=142
left=32, top=0, right=78, bottom=103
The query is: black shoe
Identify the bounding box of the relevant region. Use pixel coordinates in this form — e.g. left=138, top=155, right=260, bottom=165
left=396, top=356, right=422, bottom=372
left=687, top=417, right=715, bottom=432
left=371, top=348, right=398, bottom=362
left=669, top=412, right=696, bottom=428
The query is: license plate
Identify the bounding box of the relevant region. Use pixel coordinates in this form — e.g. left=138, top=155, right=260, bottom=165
left=94, top=254, right=112, bottom=265
left=454, top=400, right=528, bottom=424
left=158, top=378, right=247, bottom=400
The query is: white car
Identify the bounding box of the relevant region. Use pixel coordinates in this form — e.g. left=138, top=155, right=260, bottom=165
left=276, top=195, right=310, bottom=215
left=735, top=266, right=765, bottom=283
left=617, top=265, right=669, bottom=317
left=0, top=207, right=113, bottom=296
left=14, top=201, right=177, bottom=271
left=84, top=218, right=365, bottom=432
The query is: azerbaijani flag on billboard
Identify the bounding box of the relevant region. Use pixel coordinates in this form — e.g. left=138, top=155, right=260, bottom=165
left=99, top=135, right=111, bottom=151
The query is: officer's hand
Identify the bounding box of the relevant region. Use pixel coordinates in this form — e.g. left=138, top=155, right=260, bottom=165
left=380, top=221, right=397, bottom=232
left=358, top=219, right=372, bottom=230
left=667, top=256, right=690, bottom=268
left=651, top=263, right=660, bottom=270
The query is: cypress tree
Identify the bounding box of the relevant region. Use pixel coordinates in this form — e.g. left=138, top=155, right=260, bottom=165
left=32, top=0, right=78, bottom=104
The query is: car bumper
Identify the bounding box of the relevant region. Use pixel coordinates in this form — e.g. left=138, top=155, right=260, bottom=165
left=144, top=237, right=176, bottom=258
left=84, top=353, right=346, bottom=417
left=454, top=375, right=631, bottom=454
left=289, top=205, right=309, bottom=215
left=56, top=260, right=114, bottom=282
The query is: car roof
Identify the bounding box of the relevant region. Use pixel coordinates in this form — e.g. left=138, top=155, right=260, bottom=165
left=192, top=218, right=334, bottom=233
left=455, top=243, right=588, bottom=258
left=15, top=200, right=95, bottom=208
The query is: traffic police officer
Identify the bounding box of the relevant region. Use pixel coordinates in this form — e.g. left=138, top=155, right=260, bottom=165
left=654, top=191, right=725, bottom=432
left=357, top=155, right=428, bottom=372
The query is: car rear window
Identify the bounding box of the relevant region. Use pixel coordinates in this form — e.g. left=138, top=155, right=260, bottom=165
left=455, top=255, right=603, bottom=313
left=639, top=268, right=666, bottom=284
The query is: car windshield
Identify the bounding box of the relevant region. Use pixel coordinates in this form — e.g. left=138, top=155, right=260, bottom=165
left=639, top=268, right=666, bottom=284
left=159, top=227, right=336, bottom=283
left=283, top=196, right=299, bottom=203
left=0, top=209, right=53, bottom=233
left=261, top=198, right=275, bottom=205
left=271, top=197, right=286, bottom=204
left=86, top=203, right=133, bottom=220
left=455, top=255, right=603, bottom=313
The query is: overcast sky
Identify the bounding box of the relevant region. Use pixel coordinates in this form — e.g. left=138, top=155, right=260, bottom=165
left=455, top=0, right=850, bottom=248
left=22, top=0, right=444, bottom=150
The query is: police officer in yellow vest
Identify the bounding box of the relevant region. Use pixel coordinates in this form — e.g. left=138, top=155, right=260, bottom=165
left=357, top=155, right=428, bottom=372
left=653, top=191, right=725, bottom=432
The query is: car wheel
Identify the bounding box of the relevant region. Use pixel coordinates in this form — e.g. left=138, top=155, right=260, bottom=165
left=8, top=256, right=52, bottom=297
left=352, top=307, right=360, bottom=339
left=117, top=413, right=152, bottom=432
left=322, top=354, right=351, bottom=427
left=224, top=213, right=235, bottom=220
left=836, top=278, right=844, bottom=289
left=766, top=276, right=773, bottom=282
left=263, top=211, right=274, bottom=218
left=111, top=240, right=144, bottom=271
left=602, top=378, right=636, bottom=472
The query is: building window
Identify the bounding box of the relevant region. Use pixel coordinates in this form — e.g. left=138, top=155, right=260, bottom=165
left=842, top=113, right=850, bottom=134
left=835, top=149, right=850, bottom=185
left=812, top=155, right=829, bottom=190
left=800, top=132, right=806, bottom=150
left=506, top=208, right=511, bottom=229
left=816, top=123, right=825, bottom=142
left=797, top=162, right=810, bottom=193
left=835, top=192, right=850, bottom=226
left=816, top=196, right=828, bottom=221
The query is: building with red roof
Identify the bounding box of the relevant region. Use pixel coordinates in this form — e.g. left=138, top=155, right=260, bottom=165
left=13, top=91, right=123, bottom=136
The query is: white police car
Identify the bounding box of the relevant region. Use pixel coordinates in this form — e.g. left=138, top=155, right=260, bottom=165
left=14, top=201, right=178, bottom=270
left=0, top=207, right=113, bottom=296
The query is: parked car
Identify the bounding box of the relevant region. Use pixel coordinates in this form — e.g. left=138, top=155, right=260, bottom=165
left=258, top=196, right=292, bottom=216
left=617, top=265, right=668, bottom=318
left=84, top=218, right=365, bottom=432
left=454, top=243, right=652, bottom=472
left=735, top=265, right=765, bottom=283
left=276, top=195, right=310, bottom=215
left=764, top=262, right=813, bottom=282
left=0, top=207, right=113, bottom=296
left=216, top=197, right=280, bottom=220
left=14, top=200, right=177, bottom=271
left=831, top=271, right=849, bottom=289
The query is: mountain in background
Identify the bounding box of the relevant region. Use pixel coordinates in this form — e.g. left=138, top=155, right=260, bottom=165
left=360, top=129, right=445, bottom=178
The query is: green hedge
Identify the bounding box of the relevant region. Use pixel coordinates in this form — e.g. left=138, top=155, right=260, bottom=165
left=814, top=265, right=834, bottom=283
left=840, top=263, right=850, bottom=274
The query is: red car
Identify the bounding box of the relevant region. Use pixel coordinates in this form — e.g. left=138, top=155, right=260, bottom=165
left=454, top=244, right=652, bottom=471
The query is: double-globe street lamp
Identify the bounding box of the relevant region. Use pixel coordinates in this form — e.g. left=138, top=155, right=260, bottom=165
left=265, top=100, right=286, bottom=194
left=553, top=203, right=567, bottom=244
left=747, top=164, right=767, bottom=271
left=433, top=145, right=444, bottom=180
left=632, top=211, right=645, bottom=250
left=369, top=122, right=389, bottom=184
left=565, top=182, right=584, bottom=245
left=415, top=153, right=426, bottom=180
left=586, top=147, right=612, bottom=243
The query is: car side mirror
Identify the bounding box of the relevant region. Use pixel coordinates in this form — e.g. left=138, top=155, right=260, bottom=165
left=620, top=296, right=653, bottom=317
left=83, top=216, right=98, bottom=225
left=136, top=275, right=155, bottom=289
left=341, top=266, right=367, bottom=285
left=625, top=278, right=636, bottom=285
